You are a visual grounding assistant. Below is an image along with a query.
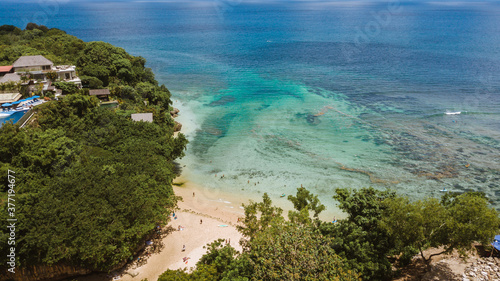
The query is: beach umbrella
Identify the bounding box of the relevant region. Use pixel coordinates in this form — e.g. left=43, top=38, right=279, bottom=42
left=493, top=235, right=500, bottom=250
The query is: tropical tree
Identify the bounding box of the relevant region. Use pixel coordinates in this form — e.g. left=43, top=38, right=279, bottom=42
left=380, top=196, right=445, bottom=262
left=381, top=192, right=500, bottom=262
left=287, top=186, right=326, bottom=226
left=53, top=81, right=80, bottom=95
left=243, top=221, right=360, bottom=281
left=319, top=188, right=396, bottom=281
left=237, top=193, right=284, bottom=244
left=80, top=75, right=103, bottom=89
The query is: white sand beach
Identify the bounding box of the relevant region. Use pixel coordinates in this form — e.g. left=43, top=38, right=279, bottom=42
left=118, top=178, right=246, bottom=281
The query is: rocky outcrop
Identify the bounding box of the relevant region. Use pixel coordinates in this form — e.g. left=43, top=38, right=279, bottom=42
left=170, top=107, right=180, bottom=118
left=170, top=107, right=182, bottom=132
left=174, top=121, right=182, bottom=132
left=0, top=264, right=92, bottom=281
left=462, top=257, right=500, bottom=281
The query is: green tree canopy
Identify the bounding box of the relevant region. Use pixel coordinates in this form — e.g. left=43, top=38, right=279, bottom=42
left=381, top=192, right=500, bottom=262
left=0, top=24, right=85, bottom=65
left=287, top=186, right=326, bottom=226
left=237, top=193, right=284, bottom=244
left=0, top=91, right=187, bottom=270
left=319, top=188, right=396, bottom=281
left=242, top=221, right=360, bottom=281
left=76, top=41, right=155, bottom=87
left=53, top=81, right=81, bottom=95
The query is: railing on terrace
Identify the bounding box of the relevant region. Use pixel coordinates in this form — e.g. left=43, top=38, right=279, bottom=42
left=17, top=108, right=34, bottom=128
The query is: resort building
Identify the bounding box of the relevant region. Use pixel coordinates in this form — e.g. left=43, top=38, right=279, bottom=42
left=11, top=55, right=82, bottom=88
left=131, top=113, right=153, bottom=123
left=0, top=65, right=13, bottom=77
left=89, top=89, right=111, bottom=101
left=12, top=55, right=53, bottom=72
left=0, top=55, right=82, bottom=108
left=0, top=93, right=22, bottom=104
left=0, top=73, right=21, bottom=84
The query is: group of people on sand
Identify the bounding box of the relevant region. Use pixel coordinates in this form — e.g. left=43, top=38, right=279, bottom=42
left=175, top=214, right=191, bottom=264
left=173, top=212, right=190, bottom=264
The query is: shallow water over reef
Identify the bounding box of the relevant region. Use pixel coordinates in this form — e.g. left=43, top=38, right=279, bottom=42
left=2, top=1, right=500, bottom=211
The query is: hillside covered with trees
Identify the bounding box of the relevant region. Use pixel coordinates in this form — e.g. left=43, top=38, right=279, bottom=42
left=0, top=24, right=187, bottom=274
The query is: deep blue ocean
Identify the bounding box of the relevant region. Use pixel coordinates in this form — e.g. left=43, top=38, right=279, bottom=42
left=1, top=1, right=500, bottom=212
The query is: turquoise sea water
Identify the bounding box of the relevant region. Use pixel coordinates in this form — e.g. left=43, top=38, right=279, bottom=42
left=1, top=1, right=500, bottom=211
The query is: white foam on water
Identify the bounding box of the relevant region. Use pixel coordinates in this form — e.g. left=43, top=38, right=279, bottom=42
left=171, top=96, right=206, bottom=140
left=172, top=67, right=500, bottom=213
left=173, top=76, right=407, bottom=216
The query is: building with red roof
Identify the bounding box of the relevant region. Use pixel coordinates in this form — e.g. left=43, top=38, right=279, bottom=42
left=0, top=65, right=13, bottom=76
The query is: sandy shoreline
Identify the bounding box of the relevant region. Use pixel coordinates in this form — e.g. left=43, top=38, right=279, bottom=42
left=115, top=174, right=343, bottom=281
left=114, top=178, right=245, bottom=281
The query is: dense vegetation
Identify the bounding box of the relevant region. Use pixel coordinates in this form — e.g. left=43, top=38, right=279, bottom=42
left=0, top=24, right=187, bottom=271
left=381, top=191, right=500, bottom=262
left=158, top=187, right=500, bottom=281
left=0, top=23, right=172, bottom=119
left=0, top=24, right=499, bottom=280
left=0, top=24, right=85, bottom=66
